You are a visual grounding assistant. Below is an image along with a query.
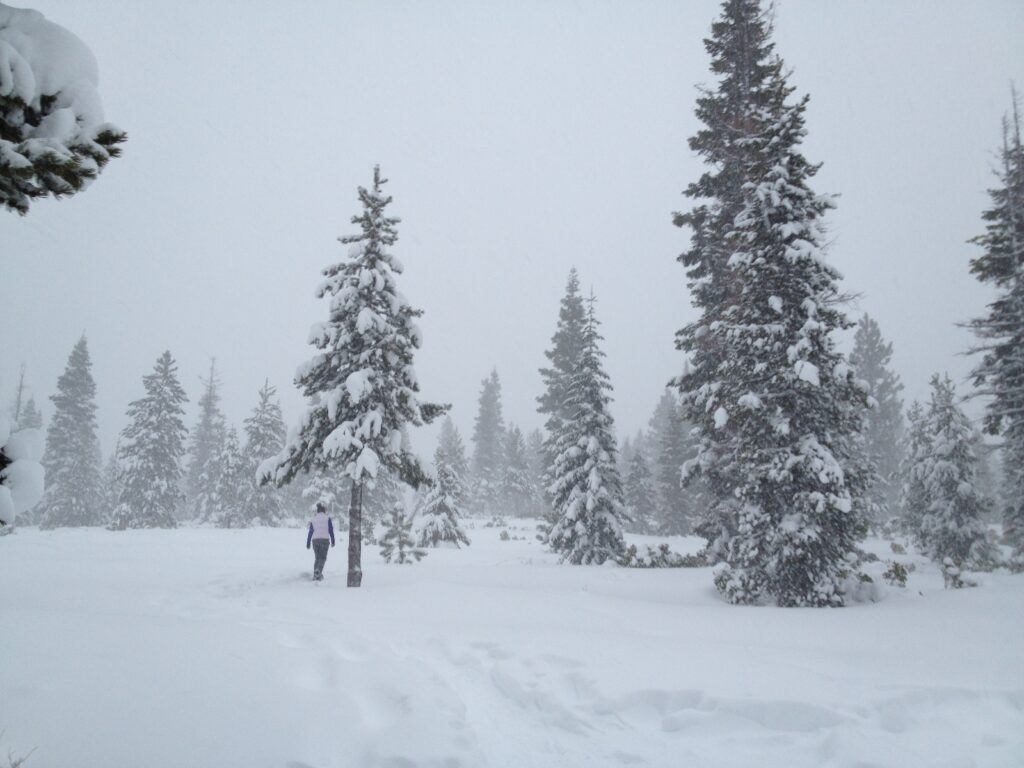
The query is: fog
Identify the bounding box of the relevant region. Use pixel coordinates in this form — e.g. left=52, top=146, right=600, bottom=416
left=3, top=0, right=1023, bottom=458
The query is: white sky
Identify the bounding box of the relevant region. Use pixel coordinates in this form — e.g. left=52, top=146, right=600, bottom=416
left=3, top=0, right=1023, bottom=460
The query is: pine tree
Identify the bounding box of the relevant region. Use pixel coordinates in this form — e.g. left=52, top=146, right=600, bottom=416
left=623, top=449, right=658, bottom=534
left=38, top=336, right=104, bottom=528
left=966, top=92, right=1024, bottom=561
left=538, top=268, right=588, bottom=480
left=471, top=369, right=506, bottom=515
left=657, top=399, right=695, bottom=535
left=208, top=426, right=247, bottom=528
left=242, top=380, right=287, bottom=526
left=672, top=0, right=869, bottom=606
left=380, top=503, right=426, bottom=563
left=109, top=352, right=188, bottom=530
left=262, top=166, right=447, bottom=587
left=435, top=416, right=470, bottom=509
left=417, top=462, right=470, bottom=548
left=302, top=470, right=346, bottom=522
left=19, top=397, right=42, bottom=430
left=361, top=466, right=403, bottom=544
left=0, top=5, right=125, bottom=215
left=913, top=375, right=997, bottom=568
left=501, top=424, right=536, bottom=517
left=546, top=296, right=626, bottom=564
left=101, top=442, right=123, bottom=515
left=525, top=428, right=547, bottom=506
left=850, top=314, right=905, bottom=525
left=900, top=401, right=931, bottom=544
left=186, top=359, right=226, bottom=522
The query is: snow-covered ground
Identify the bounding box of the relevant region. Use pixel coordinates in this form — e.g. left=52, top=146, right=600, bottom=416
left=2, top=521, right=1022, bottom=768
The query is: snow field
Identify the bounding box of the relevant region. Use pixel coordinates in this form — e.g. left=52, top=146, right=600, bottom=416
left=1, top=522, right=1022, bottom=768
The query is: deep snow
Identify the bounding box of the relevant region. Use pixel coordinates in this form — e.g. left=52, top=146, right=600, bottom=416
left=1, top=521, right=1022, bottom=768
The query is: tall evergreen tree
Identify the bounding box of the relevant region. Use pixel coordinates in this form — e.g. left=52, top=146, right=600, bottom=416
left=471, top=369, right=506, bottom=515
left=186, top=359, right=226, bottom=521
left=501, top=424, right=536, bottom=517
left=417, top=461, right=470, bottom=548
left=673, top=0, right=869, bottom=606
left=208, top=426, right=247, bottom=528
left=109, top=352, right=188, bottom=530
left=19, top=397, right=42, bottom=430
left=361, top=465, right=403, bottom=543
left=435, top=416, right=470, bottom=509
left=525, top=428, right=547, bottom=506
left=38, top=336, right=104, bottom=528
left=900, top=401, right=931, bottom=542
left=102, top=442, right=123, bottom=515
left=538, top=268, right=587, bottom=440
left=546, top=297, right=626, bottom=564
left=966, top=93, right=1024, bottom=562
left=262, top=166, right=447, bottom=587
left=242, top=380, right=287, bottom=526
left=657, top=399, right=695, bottom=535
left=912, top=375, right=997, bottom=567
left=850, top=314, right=905, bottom=525
left=624, top=449, right=658, bottom=534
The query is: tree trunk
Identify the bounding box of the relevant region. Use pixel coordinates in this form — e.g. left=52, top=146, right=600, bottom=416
left=347, top=479, right=363, bottom=587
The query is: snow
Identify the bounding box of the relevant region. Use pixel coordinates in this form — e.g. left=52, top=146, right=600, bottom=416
left=713, top=406, right=729, bottom=429
left=794, top=360, right=820, bottom=386
left=0, top=4, right=106, bottom=134
left=3, top=524, right=1020, bottom=767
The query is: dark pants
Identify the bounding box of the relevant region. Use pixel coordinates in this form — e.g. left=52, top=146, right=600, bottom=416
left=312, top=539, right=330, bottom=577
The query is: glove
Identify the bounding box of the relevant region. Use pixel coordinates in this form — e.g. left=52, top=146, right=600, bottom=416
left=306, top=543, right=310, bottom=550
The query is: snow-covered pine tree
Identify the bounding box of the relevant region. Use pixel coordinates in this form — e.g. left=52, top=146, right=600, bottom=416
left=38, top=336, right=104, bottom=528
left=546, top=296, right=626, bottom=564
left=361, top=466, right=403, bottom=544
left=0, top=4, right=125, bottom=215
left=101, top=442, right=123, bottom=515
left=537, top=268, right=587, bottom=475
left=900, top=401, right=931, bottom=544
left=19, top=397, right=42, bottom=430
left=471, top=369, right=506, bottom=515
left=242, top=380, right=287, bottom=526
left=850, top=314, right=905, bottom=526
left=208, top=426, right=247, bottom=528
left=624, top=449, right=658, bottom=534
left=915, top=374, right=997, bottom=568
left=380, top=502, right=425, bottom=563
left=186, top=359, right=226, bottom=522
left=657, top=398, right=695, bottom=535
left=525, top=428, right=547, bottom=506
left=673, top=0, right=869, bottom=606
left=417, top=461, right=470, bottom=548
left=501, top=424, right=536, bottom=517
left=109, top=351, right=188, bottom=530
left=966, top=93, right=1024, bottom=563
left=262, top=166, right=447, bottom=587
left=302, top=470, right=346, bottom=523
left=435, top=416, right=470, bottom=509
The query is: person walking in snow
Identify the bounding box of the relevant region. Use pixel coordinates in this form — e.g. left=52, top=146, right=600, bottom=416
left=306, top=503, right=335, bottom=581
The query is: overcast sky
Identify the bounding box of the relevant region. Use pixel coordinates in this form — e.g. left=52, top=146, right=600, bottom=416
left=3, top=0, right=1023, bottom=461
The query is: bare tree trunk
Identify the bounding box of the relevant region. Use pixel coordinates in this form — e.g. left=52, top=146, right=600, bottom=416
left=347, top=479, right=363, bottom=587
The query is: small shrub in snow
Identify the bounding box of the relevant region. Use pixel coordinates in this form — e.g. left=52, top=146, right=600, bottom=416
left=890, top=541, right=906, bottom=555
left=620, top=543, right=706, bottom=569
left=499, top=530, right=510, bottom=541
left=883, top=561, right=909, bottom=587
left=941, top=558, right=977, bottom=589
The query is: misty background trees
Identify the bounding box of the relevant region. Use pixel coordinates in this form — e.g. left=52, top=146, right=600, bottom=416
left=4, top=0, right=1021, bottom=599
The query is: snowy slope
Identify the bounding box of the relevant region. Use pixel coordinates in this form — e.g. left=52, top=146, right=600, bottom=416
left=1, top=522, right=1022, bottom=768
